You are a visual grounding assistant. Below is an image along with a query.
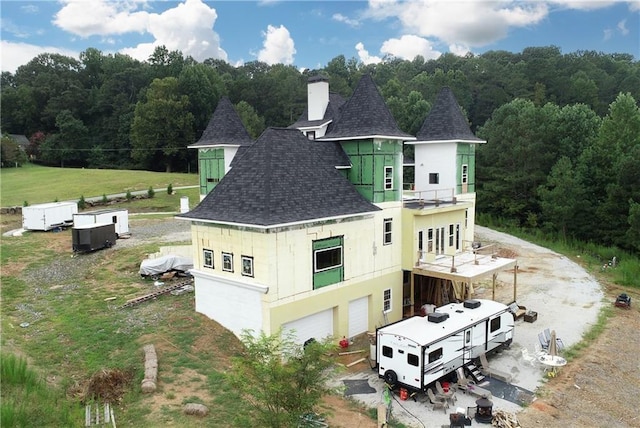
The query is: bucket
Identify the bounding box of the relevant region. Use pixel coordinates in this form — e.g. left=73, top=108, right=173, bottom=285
left=180, top=196, right=189, bottom=213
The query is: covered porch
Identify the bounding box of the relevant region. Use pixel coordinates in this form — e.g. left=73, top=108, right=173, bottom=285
left=403, top=244, right=518, bottom=317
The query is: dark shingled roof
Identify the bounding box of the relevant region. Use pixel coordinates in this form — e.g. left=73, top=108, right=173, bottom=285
left=179, top=127, right=379, bottom=227
left=415, top=87, right=483, bottom=142
left=289, top=92, right=346, bottom=129
left=320, top=74, right=414, bottom=140
left=190, top=97, right=254, bottom=147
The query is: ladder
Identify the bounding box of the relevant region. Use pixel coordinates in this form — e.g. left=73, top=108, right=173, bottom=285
left=121, top=278, right=193, bottom=308
left=464, top=362, right=485, bottom=384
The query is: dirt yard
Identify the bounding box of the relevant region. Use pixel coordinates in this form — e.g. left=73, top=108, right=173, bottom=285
left=321, top=227, right=640, bottom=428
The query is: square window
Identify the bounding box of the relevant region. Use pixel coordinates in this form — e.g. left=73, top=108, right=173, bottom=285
left=383, top=288, right=392, bottom=313
left=203, top=249, right=213, bottom=269
left=222, top=252, right=233, bottom=272
left=429, top=173, right=439, bottom=184
left=384, top=166, right=393, bottom=190
left=241, top=256, right=254, bottom=277
left=382, top=346, right=393, bottom=358
left=383, top=218, right=392, bottom=245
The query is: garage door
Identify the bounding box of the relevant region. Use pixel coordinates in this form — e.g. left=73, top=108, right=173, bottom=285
left=348, top=296, right=369, bottom=338
left=283, top=309, right=333, bottom=345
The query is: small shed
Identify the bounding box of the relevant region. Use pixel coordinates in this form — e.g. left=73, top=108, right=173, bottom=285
left=73, top=208, right=129, bottom=237
left=22, top=201, right=78, bottom=231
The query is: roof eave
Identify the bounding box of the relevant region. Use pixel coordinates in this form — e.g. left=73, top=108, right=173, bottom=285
left=319, top=135, right=417, bottom=142
left=175, top=210, right=379, bottom=231
left=406, top=139, right=486, bottom=145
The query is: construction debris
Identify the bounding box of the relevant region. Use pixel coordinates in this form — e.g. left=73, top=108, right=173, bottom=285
left=141, top=344, right=158, bottom=393
left=183, top=403, right=209, bottom=417
left=492, top=410, right=521, bottom=428
left=121, top=278, right=193, bottom=308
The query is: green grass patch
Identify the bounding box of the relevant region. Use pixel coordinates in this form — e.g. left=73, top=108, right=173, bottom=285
left=0, top=163, right=198, bottom=207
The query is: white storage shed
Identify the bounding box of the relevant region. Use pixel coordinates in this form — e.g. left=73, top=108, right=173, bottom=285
left=73, top=208, right=129, bottom=237
left=22, top=202, right=78, bottom=231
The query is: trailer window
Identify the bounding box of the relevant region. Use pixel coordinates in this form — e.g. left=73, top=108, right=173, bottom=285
left=407, top=353, right=419, bottom=366
left=382, top=346, right=393, bottom=358
left=428, top=348, right=443, bottom=363
left=490, top=317, right=501, bottom=333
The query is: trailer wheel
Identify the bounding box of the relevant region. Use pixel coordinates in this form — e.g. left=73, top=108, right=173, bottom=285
left=383, top=370, right=398, bottom=387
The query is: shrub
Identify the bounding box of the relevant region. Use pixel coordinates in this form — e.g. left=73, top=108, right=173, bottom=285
left=78, top=195, right=86, bottom=210
left=147, top=186, right=155, bottom=198
left=102, top=194, right=108, bottom=204
left=126, top=190, right=133, bottom=201
left=167, top=183, right=173, bottom=195
left=22, top=201, right=29, bottom=207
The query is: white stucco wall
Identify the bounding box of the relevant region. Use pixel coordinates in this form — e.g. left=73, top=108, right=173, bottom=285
left=413, top=142, right=457, bottom=193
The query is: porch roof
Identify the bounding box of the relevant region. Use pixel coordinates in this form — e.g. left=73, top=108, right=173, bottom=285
left=413, top=251, right=517, bottom=283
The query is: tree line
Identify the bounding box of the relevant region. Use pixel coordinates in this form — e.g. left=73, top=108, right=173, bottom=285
left=1, top=45, right=639, bottom=253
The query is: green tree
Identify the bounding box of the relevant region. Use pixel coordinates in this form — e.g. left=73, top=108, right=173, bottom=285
left=229, top=330, right=337, bottom=428
left=40, top=110, right=89, bottom=167
left=537, top=157, right=586, bottom=240
left=130, top=77, right=194, bottom=172
left=0, top=135, right=28, bottom=167
left=235, top=101, right=265, bottom=139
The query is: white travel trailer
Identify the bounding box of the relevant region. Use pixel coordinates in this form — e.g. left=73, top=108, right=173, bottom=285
left=376, top=299, right=514, bottom=391
left=22, top=201, right=78, bottom=231
left=73, top=209, right=129, bottom=237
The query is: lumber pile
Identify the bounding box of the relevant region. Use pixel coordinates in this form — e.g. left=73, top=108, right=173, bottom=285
left=491, top=410, right=521, bottom=427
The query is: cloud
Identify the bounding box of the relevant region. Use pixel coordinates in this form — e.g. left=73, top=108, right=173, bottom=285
left=333, top=13, right=361, bottom=27
left=355, top=42, right=382, bottom=65
left=1, top=19, right=31, bottom=38
left=54, top=0, right=227, bottom=63
left=1, top=40, right=79, bottom=74
left=365, top=0, right=549, bottom=48
left=257, top=24, right=296, bottom=65
left=617, top=19, right=629, bottom=35
left=548, top=0, right=619, bottom=11
left=20, top=4, right=39, bottom=14
left=380, top=35, right=441, bottom=60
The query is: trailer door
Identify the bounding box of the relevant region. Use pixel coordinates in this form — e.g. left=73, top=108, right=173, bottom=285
left=462, top=328, right=473, bottom=362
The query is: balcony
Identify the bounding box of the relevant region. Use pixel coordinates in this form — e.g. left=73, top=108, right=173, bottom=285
left=403, top=188, right=457, bottom=209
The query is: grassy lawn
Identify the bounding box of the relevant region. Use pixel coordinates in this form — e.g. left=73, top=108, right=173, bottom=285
left=1, top=163, right=199, bottom=207
left=0, top=222, right=251, bottom=427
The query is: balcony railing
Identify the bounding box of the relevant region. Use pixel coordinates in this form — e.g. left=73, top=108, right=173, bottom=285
left=403, top=188, right=456, bottom=208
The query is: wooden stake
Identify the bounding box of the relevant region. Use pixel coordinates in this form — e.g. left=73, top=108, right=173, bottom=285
left=346, top=357, right=367, bottom=367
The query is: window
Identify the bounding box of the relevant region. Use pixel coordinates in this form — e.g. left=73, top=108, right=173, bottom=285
left=241, top=256, right=254, bottom=277
left=383, top=218, right=392, bottom=245
left=456, top=224, right=461, bottom=251
left=384, top=166, right=393, bottom=190
left=465, top=330, right=471, bottom=344
left=203, top=249, right=214, bottom=269
left=461, top=164, right=468, bottom=184
left=429, top=173, right=439, bottom=184
left=407, top=353, right=419, bottom=366
left=427, top=228, right=434, bottom=253
left=382, top=346, right=393, bottom=358
left=315, top=246, right=342, bottom=272
left=313, top=236, right=344, bottom=289
left=383, top=288, right=392, bottom=313
left=222, top=252, right=233, bottom=272
left=428, top=347, right=443, bottom=363
left=449, top=224, right=455, bottom=247
left=490, top=317, right=501, bottom=333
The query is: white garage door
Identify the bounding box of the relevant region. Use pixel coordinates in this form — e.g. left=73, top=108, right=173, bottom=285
left=348, top=296, right=369, bottom=338
left=283, top=309, right=333, bottom=345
